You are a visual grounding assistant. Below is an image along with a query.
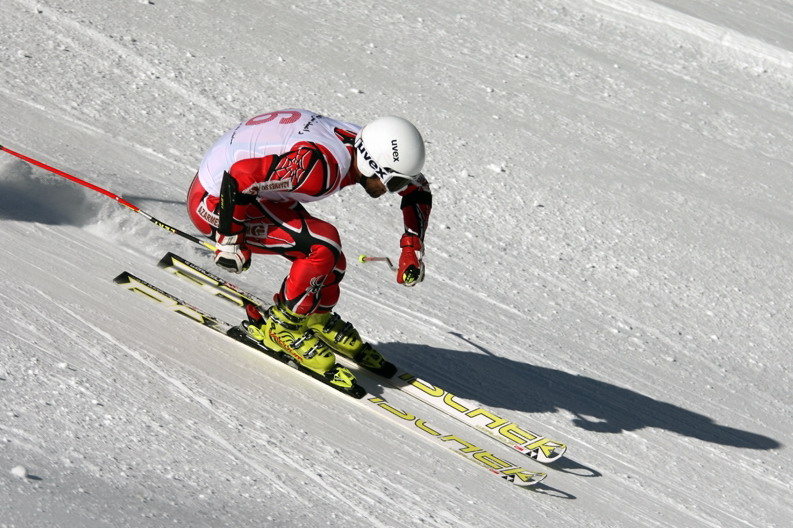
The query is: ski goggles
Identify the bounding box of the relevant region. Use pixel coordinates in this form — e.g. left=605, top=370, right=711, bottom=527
left=354, top=137, right=418, bottom=193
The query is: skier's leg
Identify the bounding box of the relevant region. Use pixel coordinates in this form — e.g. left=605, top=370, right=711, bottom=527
left=241, top=202, right=360, bottom=384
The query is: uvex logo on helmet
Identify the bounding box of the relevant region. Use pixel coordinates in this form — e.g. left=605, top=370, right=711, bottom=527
left=391, top=139, right=400, bottom=162
left=355, top=137, right=387, bottom=178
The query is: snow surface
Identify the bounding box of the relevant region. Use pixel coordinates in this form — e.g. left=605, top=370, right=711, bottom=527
left=1, top=0, right=792, bottom=526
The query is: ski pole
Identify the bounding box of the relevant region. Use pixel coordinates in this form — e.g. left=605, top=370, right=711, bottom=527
left=358, top=254, right=397, bottom=271
left=0, top=144, right=216, bottom=252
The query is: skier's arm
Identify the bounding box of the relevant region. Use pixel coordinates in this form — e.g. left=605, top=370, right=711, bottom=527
left=230, top=143, right=340, bottom=201
left=211, top=156, right=279, bottom=273
left=397, top=176, right=432, bottom=286
left=399, top=174, right=432, bottom=240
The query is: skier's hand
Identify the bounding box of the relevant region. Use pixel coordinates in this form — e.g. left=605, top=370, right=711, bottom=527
left=398, top=233, right=425, bottom=286
left=213, top=233, right=251, bottom=274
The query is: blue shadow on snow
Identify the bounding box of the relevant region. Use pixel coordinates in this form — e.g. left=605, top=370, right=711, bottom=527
left=377, top=338, right=781, bottom=452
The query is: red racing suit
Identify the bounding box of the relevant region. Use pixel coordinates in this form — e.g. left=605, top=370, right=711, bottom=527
left=187, top=109, right=431, bottom=314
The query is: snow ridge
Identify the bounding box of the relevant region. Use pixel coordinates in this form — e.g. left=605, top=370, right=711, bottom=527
left=588, top=0, right=793, bottom=68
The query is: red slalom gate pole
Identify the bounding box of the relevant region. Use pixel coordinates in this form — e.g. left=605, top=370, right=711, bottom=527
left=0, top=144, right=216, bottom=252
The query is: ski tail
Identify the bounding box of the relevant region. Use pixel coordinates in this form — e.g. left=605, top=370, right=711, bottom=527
left=113, top=271, right=366, bottom=399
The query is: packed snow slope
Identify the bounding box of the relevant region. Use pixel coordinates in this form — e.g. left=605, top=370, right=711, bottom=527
left=2, top=0, right=792, bottom=526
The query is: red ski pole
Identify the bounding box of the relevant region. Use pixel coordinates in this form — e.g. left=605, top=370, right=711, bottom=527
left=0, top=144, right=216, bottom=252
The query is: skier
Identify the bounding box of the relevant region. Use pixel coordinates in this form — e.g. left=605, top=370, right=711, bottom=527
left=187, top=109, right=431, bottom=392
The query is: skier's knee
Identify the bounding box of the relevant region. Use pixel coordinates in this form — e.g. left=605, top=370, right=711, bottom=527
left=308, top=242, right=343, bottom=272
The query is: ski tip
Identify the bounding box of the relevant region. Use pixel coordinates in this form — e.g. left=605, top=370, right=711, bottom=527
left=536, top=445, right=568, bottom=464
left=499, top=470, right=547, bottom=487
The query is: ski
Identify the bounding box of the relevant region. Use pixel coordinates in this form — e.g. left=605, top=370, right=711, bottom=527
left=113, top=271, right=367, bottom=398
left=157, top=252, right=568, bottom=463
left=113, top=271, right=547, bottom=487
left=373, top=372, right=566, bottom=463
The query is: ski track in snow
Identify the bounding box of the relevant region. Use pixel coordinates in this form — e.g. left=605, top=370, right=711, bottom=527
left=1, top=0, right=792, bottom=526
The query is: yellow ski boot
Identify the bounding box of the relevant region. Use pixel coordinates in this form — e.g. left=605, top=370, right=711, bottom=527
left=306, top=311, right=396, bottom=377
left=246, top=303, right=360, bottom=392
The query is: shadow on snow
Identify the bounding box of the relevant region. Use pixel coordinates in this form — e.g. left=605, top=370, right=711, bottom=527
left=0, top=159, right=101, bottom=226
left=378, top=338, right=781, bottom=452
left=0, top=159, right=184, bottom=226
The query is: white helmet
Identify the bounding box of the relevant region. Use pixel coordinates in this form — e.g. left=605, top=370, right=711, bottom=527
left=354, top=116, right=425, bottom=193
